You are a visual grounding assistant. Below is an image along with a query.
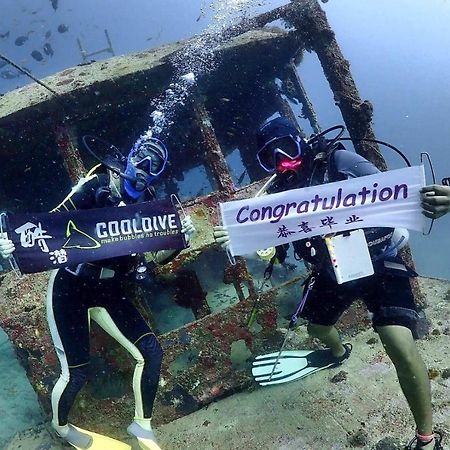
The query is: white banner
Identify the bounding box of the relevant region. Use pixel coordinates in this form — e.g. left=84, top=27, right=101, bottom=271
left=220, top=165, right=427, bottom=256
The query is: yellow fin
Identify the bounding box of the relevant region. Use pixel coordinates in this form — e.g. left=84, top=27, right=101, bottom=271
left=136, top=436, right=163, bottom=450
left=70, top=426, right=132, bottom=450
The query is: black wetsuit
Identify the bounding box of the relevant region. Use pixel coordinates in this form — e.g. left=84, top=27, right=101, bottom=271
left=271, top=144, right=419, bottom=334
left=47, top=168, right=163, bottom=426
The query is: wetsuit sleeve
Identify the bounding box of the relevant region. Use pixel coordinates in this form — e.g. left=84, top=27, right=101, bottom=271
left=329, top=147, right=380, bottom=180
left=50, top=174, right=106, bottom=212
left=146, top=249, right=183, bottom=266
left=274, top=244, right=289, bottom=263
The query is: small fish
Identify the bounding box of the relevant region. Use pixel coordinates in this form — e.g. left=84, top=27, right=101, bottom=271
left=45, top=30, right=52, bottom=39
left=1, top=70, right=19, bottom=79
left=220, top=97, right=231, bottom=102
left=43, top=43, right=54, bottom=56
left=0, top=31, right=10, bottom=39
left=24, top=167, right=32, bottom=173
left=31, top=50, right=44, bottom=61
left=57, top=24, right=69, bottom=33
left=197, top=4, right=206, bottom=22
left=15, top=35, right=29, bottom=46
left=51, top=0, right=58, bottom=11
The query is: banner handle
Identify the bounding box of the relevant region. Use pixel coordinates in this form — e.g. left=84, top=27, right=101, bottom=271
left=215, top=201, right=236, bottom=265
left=0, top=212, right=23, bottom=279
left=170, top=194, right=190, bottom=248
left=226, top=246, right=236, bottom=266
left=420, top=152, right=435, bottom=236
left=255, top=174, right=277, bottom=198
left=170, top=194, right=186, bottom=219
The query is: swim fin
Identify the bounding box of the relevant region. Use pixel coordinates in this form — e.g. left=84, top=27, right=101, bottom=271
left=134, top=436, right=163, bottom=450
left=252, top=344, right=352, bottom=386
left=69, top=426, right=132, bottom=450
left=127, top=422, right=162, bottom=450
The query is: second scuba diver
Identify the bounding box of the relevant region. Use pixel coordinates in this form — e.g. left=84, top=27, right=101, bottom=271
left=213, top=117, right=443, bottom=450
left=0, top=135, right=195, bottom=450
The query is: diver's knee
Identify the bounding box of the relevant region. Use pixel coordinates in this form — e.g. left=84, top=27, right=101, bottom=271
left=68, top=366, right=90, bottom=391
left=389, top=347, right=423, bottom=374
left=135, top=334, right=164, bottom=364
left=307, top=322, right=333, bottom=338
left=378, top=327, right=421, bottom=372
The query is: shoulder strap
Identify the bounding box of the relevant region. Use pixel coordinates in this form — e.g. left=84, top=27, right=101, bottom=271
left=50, top=165, right=103, bottom=212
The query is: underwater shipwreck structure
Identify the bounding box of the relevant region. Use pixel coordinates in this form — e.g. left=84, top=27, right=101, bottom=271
left=0, top=0, right=425, bottom=437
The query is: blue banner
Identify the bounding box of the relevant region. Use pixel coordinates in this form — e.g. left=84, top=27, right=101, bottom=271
left=5, top=200, right=186, bottom=274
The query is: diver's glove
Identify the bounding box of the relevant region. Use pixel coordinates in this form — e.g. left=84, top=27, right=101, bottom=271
left=421, top=184, right=450, bottom=219
left=212, top=225, right=278, bottom=258
left=213, top=225, right=230, bottom=250
left=181, top=215, right=196, bottom=244
left=95, top=186, right=118, bottom=207
left=0, top=233, right=15, bottom=259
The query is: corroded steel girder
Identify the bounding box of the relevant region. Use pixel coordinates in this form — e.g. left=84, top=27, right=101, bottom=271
left=221, top=0, right=385, bottom=169
left=192, top=97, right=257, bottom=303
left=193, top=99, right=235, bottom=195
left=285, top=0, right=387, bottom=170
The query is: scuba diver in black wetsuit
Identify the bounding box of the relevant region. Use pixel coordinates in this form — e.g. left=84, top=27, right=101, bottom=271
left=213, top=117, right=443, bottom=450
left=1, top=136, right=195, bottom=450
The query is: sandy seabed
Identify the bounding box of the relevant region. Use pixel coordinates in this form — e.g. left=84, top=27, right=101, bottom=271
left=4, top=277, right=450, bottom=450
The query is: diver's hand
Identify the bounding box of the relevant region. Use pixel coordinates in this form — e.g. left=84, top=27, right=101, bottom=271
left=0, top=232, right=15, bottom=259
left=421, top=184, right=450, bottom=219
left=181, top=215, right=196, bottom=243
left=213, top=225, right=230, bottom=250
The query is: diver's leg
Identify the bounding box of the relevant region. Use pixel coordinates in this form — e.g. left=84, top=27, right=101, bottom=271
left=377, top=325, right=432, bottom=434
left=307, top=323, right=347, bottom=357
left=127, top=334, right=164, bottom=450
left=301, top=273, right=352, bottom=358
left=370, top=270, right=438, bottom=448
left=46, top=270, right=92, bottom=449
left=89, top=300, right=163, bottom=449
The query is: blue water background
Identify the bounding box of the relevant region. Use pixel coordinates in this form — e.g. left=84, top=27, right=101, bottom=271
left=1, top=0, right=449, bottom=281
